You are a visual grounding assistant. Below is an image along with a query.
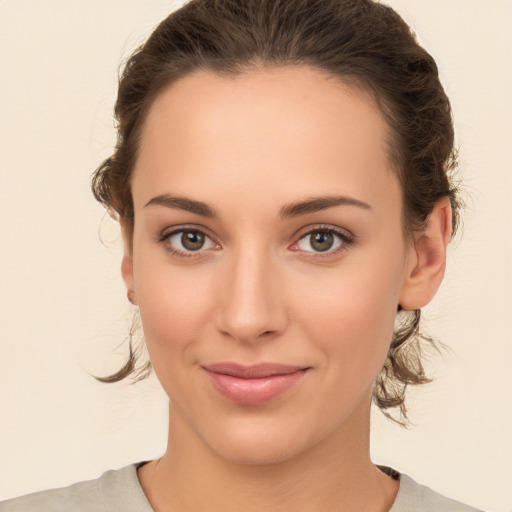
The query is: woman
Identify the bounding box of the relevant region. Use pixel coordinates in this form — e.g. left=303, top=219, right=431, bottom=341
left=0, top=0, right=487, bottom=510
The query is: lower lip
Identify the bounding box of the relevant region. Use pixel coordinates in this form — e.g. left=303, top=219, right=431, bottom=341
left=203, top=369, right=308, bottom=405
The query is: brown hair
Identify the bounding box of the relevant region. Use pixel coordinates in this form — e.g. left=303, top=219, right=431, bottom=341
left=92, top=0, right=460, bottom=425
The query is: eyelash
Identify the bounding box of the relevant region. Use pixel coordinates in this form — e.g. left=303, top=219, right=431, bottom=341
left=292, top=225, right=355, bottom=258
left=157, top=224, right=219, bottom=259
left=157, top=224, right=355, bottom=259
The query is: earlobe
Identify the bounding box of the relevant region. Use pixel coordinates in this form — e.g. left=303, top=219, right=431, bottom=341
left=120, top=218, right=137, bottom=305
left=399, top=197, right=452, bottom=310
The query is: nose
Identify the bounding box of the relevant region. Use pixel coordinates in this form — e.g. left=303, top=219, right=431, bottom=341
left=214, top=246, right=288, bottom=344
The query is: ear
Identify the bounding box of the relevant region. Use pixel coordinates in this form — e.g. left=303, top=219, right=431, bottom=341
left=399, top=197, right=453, bottom=310
left=120, top=218, right=138, bottom=306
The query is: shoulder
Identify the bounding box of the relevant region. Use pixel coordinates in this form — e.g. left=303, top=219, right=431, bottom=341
left=390, top=472, right=484, bottom=512
left=0, top=477, right=103, bottom=512
left=0, top=463, right=153, bottom=512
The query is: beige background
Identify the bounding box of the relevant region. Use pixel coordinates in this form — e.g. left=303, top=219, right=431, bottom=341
left=0, top=0, right=511, bottom=510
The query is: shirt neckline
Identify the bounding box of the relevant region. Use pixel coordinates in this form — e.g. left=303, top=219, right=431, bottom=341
left=102, top=462, right=407, bottom=512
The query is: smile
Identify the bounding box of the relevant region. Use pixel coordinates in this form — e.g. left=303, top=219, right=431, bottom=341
left=201, top=363, right=310, bottom=405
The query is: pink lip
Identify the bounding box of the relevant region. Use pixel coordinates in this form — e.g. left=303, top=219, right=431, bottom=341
left=202, top=363, right=309, bottom=405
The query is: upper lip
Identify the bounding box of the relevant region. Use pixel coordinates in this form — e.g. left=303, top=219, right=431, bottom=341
left=202, top=362, right=308, bottom=379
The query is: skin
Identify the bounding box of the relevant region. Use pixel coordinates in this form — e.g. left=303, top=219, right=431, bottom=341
left=121, top=66, right=452, bottom=512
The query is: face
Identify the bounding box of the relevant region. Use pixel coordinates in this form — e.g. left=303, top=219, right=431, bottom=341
left=124, top=66, right=419, bottom=464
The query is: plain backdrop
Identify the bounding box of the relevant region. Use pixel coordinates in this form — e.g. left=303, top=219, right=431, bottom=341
left=0, top=1, right=511, bottom=510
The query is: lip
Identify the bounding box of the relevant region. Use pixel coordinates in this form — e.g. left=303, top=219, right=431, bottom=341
left=202, top=362, right=310, bottom=405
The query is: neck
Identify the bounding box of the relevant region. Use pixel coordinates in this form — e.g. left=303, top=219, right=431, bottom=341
left=138, top=399, right=398, bottom=512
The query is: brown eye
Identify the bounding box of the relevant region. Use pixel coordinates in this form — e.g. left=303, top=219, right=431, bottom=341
left=164, top=229, right=217, bottom=255
left=181, top=230, right=205, bottom=251
left=310, top=231, right=334, bottom=252
left=296, top=228, right=347, bottom=254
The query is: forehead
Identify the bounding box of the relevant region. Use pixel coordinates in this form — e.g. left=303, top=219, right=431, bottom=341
left=133, top=65, right=399, bottom=214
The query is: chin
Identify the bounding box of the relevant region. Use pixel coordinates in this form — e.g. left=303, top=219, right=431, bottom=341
left=198, top=413, right=324, bottom=467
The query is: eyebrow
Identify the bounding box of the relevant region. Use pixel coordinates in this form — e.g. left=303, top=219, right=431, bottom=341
left=145, top=194, right=217, bottom=217
left=279, top=195, right=372, bottom=218
left=144, top=193, right=372, bottom=218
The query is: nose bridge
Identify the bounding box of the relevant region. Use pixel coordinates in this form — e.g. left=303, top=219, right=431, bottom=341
left=215, top=240, right=286, bottom=343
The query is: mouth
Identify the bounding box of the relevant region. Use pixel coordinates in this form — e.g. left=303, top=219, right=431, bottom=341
left=201, top=362, right=310, bottom=405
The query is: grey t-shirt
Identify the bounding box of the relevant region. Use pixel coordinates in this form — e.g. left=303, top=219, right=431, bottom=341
left=0, top=463, right=482, bottom=511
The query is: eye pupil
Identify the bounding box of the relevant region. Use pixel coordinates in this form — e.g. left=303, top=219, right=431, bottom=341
left=182, top=230, right=205, bottom=251
left=311, top=231, right=334, bottom=252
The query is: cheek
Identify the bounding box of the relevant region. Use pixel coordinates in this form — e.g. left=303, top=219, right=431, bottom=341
left=290, top=259, right=403, bottom=384
left=133, top=257, right=214, bottom=374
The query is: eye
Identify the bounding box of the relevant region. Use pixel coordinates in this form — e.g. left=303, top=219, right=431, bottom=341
left=160, top=228, right=218, bottom=257
left=293, top=226, right=353, bottom=256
